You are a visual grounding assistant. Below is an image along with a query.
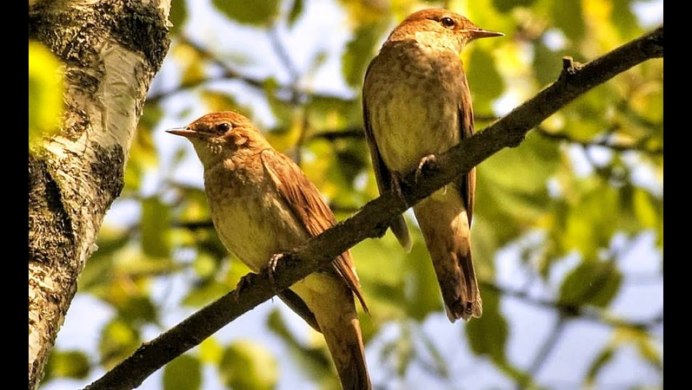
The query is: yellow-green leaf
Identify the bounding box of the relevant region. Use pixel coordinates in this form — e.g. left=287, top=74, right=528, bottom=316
left=211, top=0, right=280, bottom=26
left=99, top=319, right=140, bottom=369
left=552, top=0, right=585, bottom=42
left=29, top=40, right=63, bottom=146
left=288, top=0, right=305, bottom=27
left=45, top=350, right=90, bottom=380
left=492, top=0, right=536, bottom=13
left=342, top=23, right=387, bottom=87
left=141, top=197, right=172, bottom=258
left=163, top=355, right=202, bottom=390
left=558, top=261, right=622, bottom=308
left=200, top=337, right=224, bottom=365
left=168, top=0, right=188, bottom=35
left=219, top=341, right=278, bottom=390
left=466, top=48, right=504, bottom=112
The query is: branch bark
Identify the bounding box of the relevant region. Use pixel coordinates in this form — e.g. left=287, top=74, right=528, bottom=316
left=86, top=26, right=663, bottom=390
left=28, top=1, right=170, bottom=388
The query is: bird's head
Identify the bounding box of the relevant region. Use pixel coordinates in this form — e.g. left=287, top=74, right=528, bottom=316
left=387, top=9, right=503, bottom=53
left=167, top=111, right=270, bottom=166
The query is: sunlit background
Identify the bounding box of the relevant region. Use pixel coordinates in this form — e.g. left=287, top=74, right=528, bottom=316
left=39, top=0, right=663, bottom=389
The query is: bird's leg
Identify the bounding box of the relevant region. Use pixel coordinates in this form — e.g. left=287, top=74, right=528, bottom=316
left=390, top=171, right=410, bottom=208
left=415, top=154, right=439, bottom=183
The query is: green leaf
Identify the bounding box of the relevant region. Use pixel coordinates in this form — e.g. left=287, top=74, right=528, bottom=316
left=45, top=350, right=90, bottom=380
left=466, top=48, right=504, bottom=112
left=553, top=178, right=622, bottom=259
left=611, top=0, right=639, bottom=38
left=552, top=0, right=585, bottom=43
left=79, top=228, right=127, bottom=291
left=585, top=346, right=614, bottom=386
left=475, top=132, right=560, bottom=245
left=465, top=288, right=507, bottom=360
left=287, top=0, right=304, bottom=27
left=557, top=261, right=622, bottom=308
left=219, top=341, right=278, bottom=390
left=533, top=40, right=563, bottom=87
left=348, top=237, right=408, bottom=322
left=118, top=295, right=158, bottom=326
left=141, top=196, right=172, bottom=258
left=99, top=318, right=140, bottom=369
left=168, top=0, right=188, bottom=35
left=29, top=40, right=63, bottom=146
left=211, top=0, right=280, bottom=26
left=342, top=23, right=386, bottom=87
left=182, top=280, right=231, bottom=307
left=163, top=355, right=202, bottom=390
left=405, top=239, right=446, bottom=321
left=492, top=0, right=536, bottom=13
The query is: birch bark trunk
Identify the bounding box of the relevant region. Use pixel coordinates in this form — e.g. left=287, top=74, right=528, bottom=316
left=28, top=1, right=170, bottom=387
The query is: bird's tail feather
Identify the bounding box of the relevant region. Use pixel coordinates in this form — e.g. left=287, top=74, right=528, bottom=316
left=414, top=193, right=482, bottom=321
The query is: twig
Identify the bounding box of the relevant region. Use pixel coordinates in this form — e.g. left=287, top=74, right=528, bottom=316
left=146, top=36, right=350, bottom=105
left=534, top=126, right=663, bottom=156
left=518, top=316, right=568, bottom=390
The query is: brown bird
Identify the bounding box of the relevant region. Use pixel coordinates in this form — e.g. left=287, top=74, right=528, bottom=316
left=362, top=9, right=502, bottom=321
left=167, top=111, right=371, bottom=390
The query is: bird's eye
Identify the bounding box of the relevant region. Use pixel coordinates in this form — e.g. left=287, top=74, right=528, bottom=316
left=440, top=16, right=455, bottom=28
left=217, top=122, right=232, bottom=132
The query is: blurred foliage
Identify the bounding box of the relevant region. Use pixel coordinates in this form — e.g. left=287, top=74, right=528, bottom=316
left=42, top=0, right=662, bottom=389
left=29, top=40, right=63, bottom=148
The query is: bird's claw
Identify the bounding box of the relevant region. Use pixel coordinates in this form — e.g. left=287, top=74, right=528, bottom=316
left=233, top=272, right=259, bottom=301
left=266, top=253, right=286, bottom=292
left=415, top=154, right=439, bottom=183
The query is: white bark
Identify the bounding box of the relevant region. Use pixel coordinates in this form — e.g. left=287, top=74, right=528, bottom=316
left=28, top=1, right=170, bottom=388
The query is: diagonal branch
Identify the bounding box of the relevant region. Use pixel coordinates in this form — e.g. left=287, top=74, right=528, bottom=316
left=85, top=26, right=663, bottom=390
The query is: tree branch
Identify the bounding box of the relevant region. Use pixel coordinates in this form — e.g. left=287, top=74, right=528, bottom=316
left=86, top=26, right=663, bottom=390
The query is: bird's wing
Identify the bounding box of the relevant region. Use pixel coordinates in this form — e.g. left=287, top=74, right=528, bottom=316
left=362, top=60, right=412, bottom=251
left=260, top=149, right=368, bottom=312
left=456, top=69, right=476, bottom=225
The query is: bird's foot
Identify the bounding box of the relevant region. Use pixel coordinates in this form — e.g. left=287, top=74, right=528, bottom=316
left=267, top=252, right=295, bottom=292
left=233, top=272, right=260, bottom=301
left=390, top=172, right=410, bottom=208
left=415, top=154, right=439, bottom=183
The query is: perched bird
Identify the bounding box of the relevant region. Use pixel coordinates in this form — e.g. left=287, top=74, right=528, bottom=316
left=362, top=9, right=502, bottom=321
left=167, top=111, right=371, bottom=389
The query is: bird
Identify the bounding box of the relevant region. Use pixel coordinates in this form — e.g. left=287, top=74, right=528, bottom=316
left=167, top=111, right=371, bottom=389
left=362, top=9, right=502, bottom=321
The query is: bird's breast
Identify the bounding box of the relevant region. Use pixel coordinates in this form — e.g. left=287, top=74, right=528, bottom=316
left=365, top=44, right=463, bottom=173
left=203, top=157, right=305, bottom=271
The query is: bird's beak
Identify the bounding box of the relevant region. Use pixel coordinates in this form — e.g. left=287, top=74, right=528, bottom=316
left=166, top=128, right=197, bottom=138
left=468, top=29, right=504, bottom=40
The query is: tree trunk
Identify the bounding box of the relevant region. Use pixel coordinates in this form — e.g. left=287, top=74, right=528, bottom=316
left=28, top=1, right=170, bottom=388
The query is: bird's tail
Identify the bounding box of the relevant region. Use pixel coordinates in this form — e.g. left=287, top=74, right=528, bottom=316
left=321, top=313, right=371, bottom=390
left=292, top=274, right=371, bottom=389
left=414, top=190, right=482, bottom=321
